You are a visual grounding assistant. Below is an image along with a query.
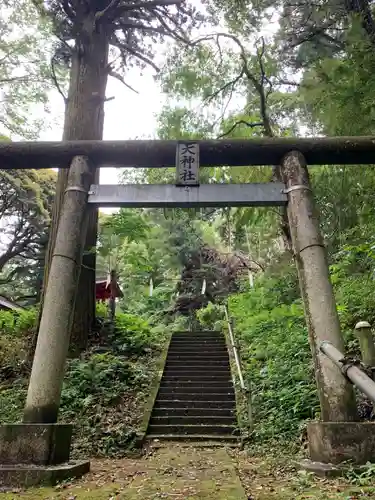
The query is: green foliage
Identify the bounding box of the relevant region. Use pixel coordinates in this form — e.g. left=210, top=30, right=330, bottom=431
left=0, top=309, right=169, bottom=456
left=4, top=0, right=375, bottom=457
left=0, top=307, right=37, bottom=375
left=0, top=381, right=27, bottom=424
left=62, top=353, right=136, bottom=407
left=58, top=312, right=168, bottom=456
left=300, top=30, right=375, bottom=135
left=346, top=462, right=375, bottom=487
left=229, top=273, right=319, bottom=440
left=0, top=168, right=56, bottom=304
left=0, top=0, right=54, bottom=138
left=109, top=313, right=160, bottom=356
left=0, top=306, right=37, bottom=336
left=329, top=228, right=375, bottom=331
left=197, top=302, right=224, bottom=330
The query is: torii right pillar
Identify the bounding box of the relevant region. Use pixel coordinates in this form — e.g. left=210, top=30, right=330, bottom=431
left=281, top=151, right=375, bottom=474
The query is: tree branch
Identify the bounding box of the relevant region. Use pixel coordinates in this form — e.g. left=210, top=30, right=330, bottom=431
left=115, top=21, right=169, bottom=36
left=117, top=0, right=183, bottom=12
left=95, top=0, right=122, bottom=21
left=50, top=58, right=68, bottom=104
left=218, top=120, right=264, bottom=139
left=109, top=69, right=139, bottom=93
left=205, top=69, right=245, bottom=104
left=112, top=38, right=159, bottom=71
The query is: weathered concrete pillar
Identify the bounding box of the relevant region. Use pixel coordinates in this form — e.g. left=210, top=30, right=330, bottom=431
left=24, top=156, right=92, bottom=424
left=281, top=151, right=357, bottom=422
left=355, top=321, right=375, bottom=369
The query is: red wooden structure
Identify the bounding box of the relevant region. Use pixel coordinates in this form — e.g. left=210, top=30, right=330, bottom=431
left=95, top=274, right=123, bottom=302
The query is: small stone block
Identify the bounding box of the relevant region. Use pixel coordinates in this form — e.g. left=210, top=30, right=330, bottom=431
left=308, top=421, right=375, bottom=465
left=299, top=459, right=342, bottom=478
left=0, top=424, right=72, bottom=465
left=0, top=460, right=90, bottom=488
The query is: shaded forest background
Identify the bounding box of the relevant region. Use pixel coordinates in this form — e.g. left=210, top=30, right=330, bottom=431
left=1, top=0, right=375, bottom=454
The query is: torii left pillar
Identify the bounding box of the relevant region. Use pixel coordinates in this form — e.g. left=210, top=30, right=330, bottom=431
left=0, top=156, right=92, bottom=486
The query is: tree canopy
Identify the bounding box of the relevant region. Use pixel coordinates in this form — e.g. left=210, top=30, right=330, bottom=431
left=0, top=0, right=54, bottom=138
left=0, top=168, right=56, bottom=304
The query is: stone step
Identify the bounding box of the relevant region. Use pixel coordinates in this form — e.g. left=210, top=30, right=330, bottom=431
left=165, top=361, right=230, bottom=369
left=168, top=343, right=228, bottom=349
left=163, top=371, right=231, bottom=378
left=152, top=407, right=236, bottom=417
left=148, top=424, right=238, bottom=435
left=167, top=352, right=229, bottom=358
left=172, top=330, right=223, bottom=334
left=160, top=380, right=233, bottom=389
left=156, top=392, right=236, bottom=402
left=163, top=367, right=231, bottom=375
left=161, top=375, right=232, bottom=382
left=146, top=330, right=238, bottom=443
left=154, top=399, right=236, bottom=410
left=146, top=434, right=239, bottom=444
left=170, top=338, right=226, bottom=344
left=170, top=339, right=225, bottom=344
left=168, top=350, right=228, bottom=356
left=150, top=415, right=237, bottom=426
left=166, top=357, right=229, bottom=362
left=162, top=374, right=232, bottom=382
left=166, top=356, right=229, bottom=369
left=172, top=333, right=224, bottom=338
left=158, top=385, right=235, bottom=395
left=164, top=367, right=230, bottom=375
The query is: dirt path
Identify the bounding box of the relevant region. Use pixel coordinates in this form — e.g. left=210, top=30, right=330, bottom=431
left=0, top=445, right=247, bottom=500
left=2, top=445, right=375, bottom=499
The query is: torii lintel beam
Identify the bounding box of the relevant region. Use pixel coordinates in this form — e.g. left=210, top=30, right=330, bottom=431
left=88, top=183, right=287, bottom=207
left=1, top=137, right=375, bottom=169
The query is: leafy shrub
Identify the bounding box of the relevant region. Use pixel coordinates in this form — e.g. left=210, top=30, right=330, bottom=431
left=229, top=233, right=375, bottom=443
left=335, top=275, right=375, bottom=331
left=61, top=353, right=140, bottom=409
left=229, top=279, right=319, bottom=441
left=0, top=381, right=26, bottom=423
left=0, top=307, right=37, bottom=337
left=109, top=312, right=163, bottom=356
left=197, top=302, right=224, bottom=330
left=58, top=348, right=152, bottom=456
left=0, top=307, right=37, bottom=379
left=329, top=237, right=375, bottom=332
left=0, top=308, right=168, bottom=457
left=56, top=311, right=169, bottom=456
left=96, top=301, right=108, bottom=318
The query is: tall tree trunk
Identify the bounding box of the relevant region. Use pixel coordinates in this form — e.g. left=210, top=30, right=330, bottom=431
left=42, top=19, right=109, bottom=354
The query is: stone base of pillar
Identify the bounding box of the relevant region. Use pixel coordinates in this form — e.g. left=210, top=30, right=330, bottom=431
left=0, top=424, right=90, bottom=487
left=299, top=459, right=343, bottom=477
left=307, top=421, right=375, bottom=465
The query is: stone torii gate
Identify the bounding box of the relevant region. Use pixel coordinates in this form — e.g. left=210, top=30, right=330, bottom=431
left=1, top=137, right=375, bottom=485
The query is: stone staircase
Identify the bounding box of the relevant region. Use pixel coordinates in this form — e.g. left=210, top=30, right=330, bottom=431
left=147, top=330, right=238, bottom=442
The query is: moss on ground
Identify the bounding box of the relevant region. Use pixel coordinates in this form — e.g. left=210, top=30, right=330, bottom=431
left=0, top=446, right=246, bottom=500
left=233, top=446, right=375, bottom=499
left=1, top=445, right=375, bottom=499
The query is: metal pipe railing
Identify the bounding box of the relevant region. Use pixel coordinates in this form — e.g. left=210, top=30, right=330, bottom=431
left=224, top=305, right=253, bottom=430
left=320, top=341, right=375, bottom=403
left=224, top=305, right=246, bottom=390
